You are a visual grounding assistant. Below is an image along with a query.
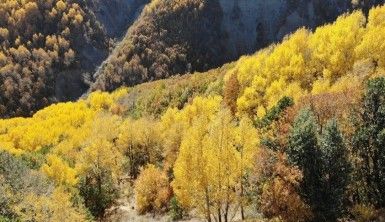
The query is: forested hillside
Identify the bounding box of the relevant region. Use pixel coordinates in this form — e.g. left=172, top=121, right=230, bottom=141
left=0, top=0, right=149, bottom=118
left=1, top=5, right=385, bottom=221
left=91, top=0, right=226, bottom=91
left=1, top=0, right=383, bottom=119
left=93, top=0, right=384, bottom=93
left=0, top=0, right=110, bottom=117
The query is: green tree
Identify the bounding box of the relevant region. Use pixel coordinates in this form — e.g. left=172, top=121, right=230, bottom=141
left=287, top=107, right=323, bottom=220
left=352, top=77, right=385, bottom=207
left=257, top=96, right=294, bottom=128
left=320, top=119, right=351, bottom=220
left=77, top=114, right=124, bottom=218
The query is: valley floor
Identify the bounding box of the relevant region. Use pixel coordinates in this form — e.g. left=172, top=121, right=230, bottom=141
left=106, top=197, right=204, bottom=222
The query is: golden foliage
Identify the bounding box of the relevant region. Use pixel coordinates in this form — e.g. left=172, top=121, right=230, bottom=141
left=232, top=6, right=385, bottom=118
left=172, top=97, right=259, bottom=221
left=260, top=154, right=312, bottom=222
left=41, top=154, right=78, bottom=187
left=14, top=188, right=87, bottom=222
left=1, top=5, right=385, bottom=222
left=134, top=164, right=171, bottom=214
left=0, top=0, right=107, bottom=117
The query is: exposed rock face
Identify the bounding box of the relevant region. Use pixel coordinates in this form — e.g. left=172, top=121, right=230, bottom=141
left=219, top=0, right=383, bottom=58
left=86, top=0, right=149, bottom=38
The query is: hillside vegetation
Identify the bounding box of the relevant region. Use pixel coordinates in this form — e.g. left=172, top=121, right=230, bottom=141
left=1, top=5, right=385, bottom=222
left=92, top=0, right=385, bottom=95
left=1, top=0, right=383, bottom=119
left=92, top=0, right=226, bottom=91
left=0, top=0, right=110, bottom=118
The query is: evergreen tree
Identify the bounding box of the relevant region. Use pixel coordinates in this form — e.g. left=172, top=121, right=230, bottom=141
left=287, top=107, right=323, bottom=220
left=320, top=119, right=351, bottom=220
left=258, top=96, right=294, bottom=128
left=352, top=77, right=385, bottom=207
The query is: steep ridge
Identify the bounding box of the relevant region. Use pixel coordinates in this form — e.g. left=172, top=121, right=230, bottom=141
left=92, top=0, right=226, bottom=92
left=0, top=0, right=149, bottom=118
left=0, top=0, right=109, bottom=118
left=1, top=0, right=383, bottom=118
left=92, top=0, right=385, bottom=92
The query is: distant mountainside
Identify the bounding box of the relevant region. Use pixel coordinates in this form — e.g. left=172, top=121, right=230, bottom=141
left=1, top=0, right=384, bottom=118
left=0, top=0, right=147, bottom=118
left=0, top=0, right=108, bottom=117
left=92, top=0, right=384, bottom=92
left=91, top=0, right=226, bottom=92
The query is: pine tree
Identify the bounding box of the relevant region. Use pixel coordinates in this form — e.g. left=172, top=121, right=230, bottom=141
left=287, top=107, right=323, bottom=220
left=352, top=77, right=385, bottom=207
left=320, top=119, right=351, bottom=220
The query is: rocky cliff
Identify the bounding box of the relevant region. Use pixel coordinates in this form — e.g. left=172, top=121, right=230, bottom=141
left=86, top=0, right=149, bottom=38
left=220, top=0, right=382, bottom=58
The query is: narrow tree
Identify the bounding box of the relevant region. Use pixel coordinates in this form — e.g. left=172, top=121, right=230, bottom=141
left=236, top=116, right=259, bottom=220
left=224, top=73, right=240, bottom=115
left=320, top=119, right=351, bottom=220
left=287, top=107, right=323, bottom=220
left=352, top=77, right=385, bottom=207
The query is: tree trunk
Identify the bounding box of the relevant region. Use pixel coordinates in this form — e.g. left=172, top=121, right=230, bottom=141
left=240, top=182, right=245, bottom=220
left=205, top=188, right=212, bottom=222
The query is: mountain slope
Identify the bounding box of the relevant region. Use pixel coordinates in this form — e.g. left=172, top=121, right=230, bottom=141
left=92, top=0, right=384, bottom=93
left=1, top=5, right=385, bottom=221
left=0, top=0, right=151, bottom=118
left=92, top=0, right=226, bottom=92
left=0, top=0, right=110, bottom=117
left=1, top=0, right=383, bottom=118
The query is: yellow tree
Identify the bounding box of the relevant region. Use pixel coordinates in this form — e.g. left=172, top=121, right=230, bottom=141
left=235, top=116, right=259, bottom=220
left=355, top=5, right=385, bottom=68
left=237, top=29, right=310, bottom=116
left=171, top=96, right=221, bottom=221
left=41, top=154, right=78, bottom=187
left=117, top=117, right=162, bottom=178
left=173, top=114, right=211, bottom=220
left=14, top=188, right=87, bottom=222
left=76, top=113, right=124, bottom=218
left=134, top=164, right=171, bottom=214
left=159, top=108, right=186, bottom=171
left=173, top=107, right=242, bottom=222
left=161, top=95, right=222, bottom=172
left=309, top=11, right=365, bottom=81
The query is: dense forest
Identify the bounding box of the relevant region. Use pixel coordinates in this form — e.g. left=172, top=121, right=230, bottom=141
left=2, top=0, right=383, bottom=120
left=1, top=3, right=385, bottom=221
left=91, top=0, right=226, bottom=91
left=0, top=0, right=112, bottom=117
